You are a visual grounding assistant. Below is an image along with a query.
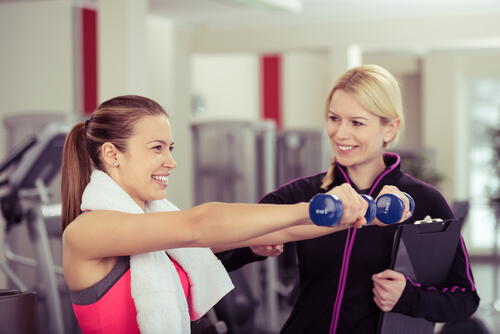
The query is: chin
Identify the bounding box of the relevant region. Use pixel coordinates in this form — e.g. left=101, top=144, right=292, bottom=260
left=335, top=154, right=350, bottom=163
left=155, top=191, right=167, bottom=199
left=336, top=157, right=356, bottom=168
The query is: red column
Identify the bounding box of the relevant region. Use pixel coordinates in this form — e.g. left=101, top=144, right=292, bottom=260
left=82, top=8, right=98, bottom=114
left=261, top=54, right=282, bottom=128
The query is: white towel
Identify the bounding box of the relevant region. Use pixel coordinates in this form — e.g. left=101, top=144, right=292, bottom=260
left=80, top=170, right=234, bottom=333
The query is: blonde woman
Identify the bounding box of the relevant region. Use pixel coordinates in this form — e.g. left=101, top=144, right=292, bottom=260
left=221, top=64, right=479, bottom=333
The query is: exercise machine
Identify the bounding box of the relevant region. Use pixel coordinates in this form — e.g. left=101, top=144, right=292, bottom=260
left=0, top=121, right=72, bottom=334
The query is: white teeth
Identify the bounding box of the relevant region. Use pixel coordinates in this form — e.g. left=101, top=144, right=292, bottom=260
left=339, top=145, right=354, bottom=151
left=152, top=175, right=168, bottom=183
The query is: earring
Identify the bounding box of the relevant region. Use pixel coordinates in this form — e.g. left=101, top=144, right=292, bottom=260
left=113, top=161, right=118, bottom=167
left=385, top=138, right=390, bottom=142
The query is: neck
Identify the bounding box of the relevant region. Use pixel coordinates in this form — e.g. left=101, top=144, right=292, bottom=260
left=346, top=156, right=386, bottom=191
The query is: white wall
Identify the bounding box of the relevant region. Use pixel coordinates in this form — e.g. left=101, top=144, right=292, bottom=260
left=422, top=54, right=458, bottom=198
left=0, top=1, right=76, bottom=152
left=191, top=51, right=330, bottom=129
left=282, top=52, right=330, bottom=130
left=98, top=0, right=149, bottom=100
left=192, top=54, right=260, bottom=121
left=161, top=27, right=194, bottom=211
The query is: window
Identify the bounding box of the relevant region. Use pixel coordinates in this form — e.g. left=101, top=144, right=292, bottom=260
left=469, top=78, right=500, bottom=252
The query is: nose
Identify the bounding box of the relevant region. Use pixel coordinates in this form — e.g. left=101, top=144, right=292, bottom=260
left=334, top=121, right=351, bottom=140
left=163, top=151, right=177, bottom=170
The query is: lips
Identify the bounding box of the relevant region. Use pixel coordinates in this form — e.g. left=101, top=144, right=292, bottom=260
left=152, top=175, right=168, bottom=183
left=338, top=144, right=356, bottom=152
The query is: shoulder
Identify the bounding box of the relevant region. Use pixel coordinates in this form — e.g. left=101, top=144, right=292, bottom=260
left=63, top=212, right=89, bottom=241
left=63, top=211, right=98, bottom=251
left=259, top=172, right=326, bottom=204
left=395, top=172, right=453, bottom=220
left=63, top=210, right=127, bottom=244
left=397, top=172, right=444, bottom=198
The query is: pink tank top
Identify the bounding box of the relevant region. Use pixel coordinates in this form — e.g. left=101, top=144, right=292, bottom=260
left=172, top=258, right=190, bottom=299
left=71, top=256, right=190, bottom=334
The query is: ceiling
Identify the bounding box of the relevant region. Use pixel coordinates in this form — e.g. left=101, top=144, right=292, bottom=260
left=148, top=0, right=500, bottom=28
left=2, top=0, right=500, bottom=29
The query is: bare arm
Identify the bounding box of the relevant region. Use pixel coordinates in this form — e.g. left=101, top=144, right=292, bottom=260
left=211, top=223, right=358, bottom=252
left=212, top=183, right=370, bottom=252
left=211, top=184, right=414, bottom=252
left=63, top=201, right=314, bottom=260
left=64, top=183, right=392, bottom=260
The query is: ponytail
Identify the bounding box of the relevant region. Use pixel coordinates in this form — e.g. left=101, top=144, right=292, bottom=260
left=320, top=157, right=336, bottom=191
left=61, top=122, right=92, bottom=232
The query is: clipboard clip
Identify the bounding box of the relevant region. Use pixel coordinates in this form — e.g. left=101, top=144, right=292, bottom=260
left=414, top=215, right=444, bottom=225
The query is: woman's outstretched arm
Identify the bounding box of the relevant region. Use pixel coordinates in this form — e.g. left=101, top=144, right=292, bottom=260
left=63, top=183, right=367, bottom=260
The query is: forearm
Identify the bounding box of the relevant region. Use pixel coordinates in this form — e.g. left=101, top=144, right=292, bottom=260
left=185, top=202, right=312, bottom=249
left=215, top=247, right=267, bottom=271
left=392, top=279, right=480, bottom=322
left=211, top=221, right=353, bottom=252
left=66, top=202, right=310, bottom=258
left=392, top=240, right=480, bottom=322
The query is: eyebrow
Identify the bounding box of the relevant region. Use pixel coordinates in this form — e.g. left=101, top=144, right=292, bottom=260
left=328, top=111, right=369, bottom=121
left=148, top=140, right=174, bottom=146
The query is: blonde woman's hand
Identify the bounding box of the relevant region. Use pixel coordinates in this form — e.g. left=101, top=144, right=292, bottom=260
left=325, top=183, right=369, bottom=228
left=370, top=185, right=413, bottom=226
left=250, top=244, right=284, bottom=257
left=372, top=269, right=406, bottom=311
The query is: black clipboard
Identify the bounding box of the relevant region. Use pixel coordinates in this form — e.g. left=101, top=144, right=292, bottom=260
left=377, top=218, right=464, bottom=334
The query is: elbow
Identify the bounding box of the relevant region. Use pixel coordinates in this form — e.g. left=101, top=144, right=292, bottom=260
left=183, top=202, right=215, bottom=247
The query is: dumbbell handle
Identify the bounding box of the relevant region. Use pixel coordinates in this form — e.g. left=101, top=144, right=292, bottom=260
left=309, top=192, right=414, bottom=227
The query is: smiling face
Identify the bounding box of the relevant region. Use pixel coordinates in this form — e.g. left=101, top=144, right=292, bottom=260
left=110, top=115, right=177, bottom=210
left=327, top=89, right=398, bottom=174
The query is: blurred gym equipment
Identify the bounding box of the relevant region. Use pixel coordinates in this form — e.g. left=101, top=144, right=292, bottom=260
left=192, top=121, right=327, bottom=333
left=0, top=289, right=39, bottom=334
left=0, top=120, right=72, bottom=334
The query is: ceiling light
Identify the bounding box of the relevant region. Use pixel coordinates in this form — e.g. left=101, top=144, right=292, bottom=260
left=225, top=0, right=303, bottom=13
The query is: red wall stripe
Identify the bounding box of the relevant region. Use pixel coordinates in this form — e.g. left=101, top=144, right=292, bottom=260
left=82, top=8, right=98, bottom=115
left=261, top=55, right=282, bottom=128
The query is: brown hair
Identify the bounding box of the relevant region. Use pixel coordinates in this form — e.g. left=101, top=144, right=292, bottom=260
left=61, top=95, right=169, bottom=231
left=320, top=64, right=404, bottom=190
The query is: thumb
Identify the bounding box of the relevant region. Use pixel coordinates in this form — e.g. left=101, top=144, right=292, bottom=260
left=373, top=269, right=397, bottom=280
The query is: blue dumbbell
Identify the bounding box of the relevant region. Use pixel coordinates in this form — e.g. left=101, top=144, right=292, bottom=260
left=375, top=192, right=415, bottom=225
left=309, top=192, right=414, bottom=226
left=309, top=194, right=376, bottom=227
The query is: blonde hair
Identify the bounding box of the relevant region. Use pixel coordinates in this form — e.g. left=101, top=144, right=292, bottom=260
left=321, top=64, right=405, bottom=190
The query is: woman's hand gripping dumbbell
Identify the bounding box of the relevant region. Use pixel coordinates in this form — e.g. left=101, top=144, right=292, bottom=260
left=309, top=185, right=414, bottom=227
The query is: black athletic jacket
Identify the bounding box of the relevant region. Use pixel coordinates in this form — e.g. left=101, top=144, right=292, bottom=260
left=220, top=152, right=480, bottom=334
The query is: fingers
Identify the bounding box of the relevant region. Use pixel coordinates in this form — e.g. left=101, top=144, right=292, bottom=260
left=326, top=184, right=368, bottom=227
left=250, top=244, right=284, bottom=257
left=373, top=269, right=404, bottom=281
left=374, top=185, right=413, bottom=225
left=323, top=184, right=413, bottom=228
left=372, top=269, right=406, bottom=312
left=351, top=217, right=367, bottom=229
